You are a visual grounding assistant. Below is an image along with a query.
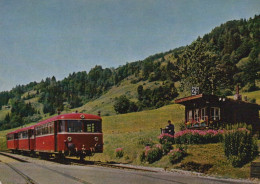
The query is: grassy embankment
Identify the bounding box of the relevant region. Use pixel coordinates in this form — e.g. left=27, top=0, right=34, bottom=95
left=89, top=90, right=260, bottom=179
left=90, top=103, right=257, bottom=179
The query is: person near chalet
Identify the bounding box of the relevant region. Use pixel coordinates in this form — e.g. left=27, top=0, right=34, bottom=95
left=165, top=120, right=175, bottom=136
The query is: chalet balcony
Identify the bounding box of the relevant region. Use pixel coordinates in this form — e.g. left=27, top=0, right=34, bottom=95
left=184, top=117, right=221, bottom=130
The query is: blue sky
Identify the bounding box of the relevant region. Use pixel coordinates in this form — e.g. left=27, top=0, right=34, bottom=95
left=0, top=0, right=259, bottom=92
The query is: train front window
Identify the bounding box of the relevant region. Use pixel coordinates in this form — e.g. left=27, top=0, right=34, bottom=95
left=67, top=120, right=83, bottom=132
left=59, top=120, right=101, bottom=133
left=84, top=120, right=102, bottom=133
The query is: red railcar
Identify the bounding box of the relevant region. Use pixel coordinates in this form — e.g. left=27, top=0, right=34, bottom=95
left=6, top=130, right=19, bottom=152
left=7, top=125, right=36, bottom=153
left=17, top=125, right=35, bottom=151
left=6, top=113, right=103, bottom=159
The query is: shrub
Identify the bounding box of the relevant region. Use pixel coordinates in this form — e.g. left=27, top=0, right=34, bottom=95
left=158, top=133, right=174, bottom=144
left=223, top=127, right=258, bottom=167
left=158, top=133, right=174, bottom=155
left=161, top=142, right=173, bottom=155
left=146, top=147, right=163, bottom=164
left=140, top=145, right=163, bottom=164
left=138, top=137, right=155, bottom=147
left=179, top=123, right=186, bottom=131
left=174, top=129, right=224, bottom=144
left=115, top=148, right=124, bottom=158
left=114, top=95, right=138, bottom=114
left=168, top=145, right=187, bottom=164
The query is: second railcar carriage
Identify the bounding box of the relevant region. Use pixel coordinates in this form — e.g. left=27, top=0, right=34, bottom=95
left=34, top=113, right=103, bottom=158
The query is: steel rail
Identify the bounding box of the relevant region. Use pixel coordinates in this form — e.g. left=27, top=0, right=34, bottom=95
left=0, top=151, right=92, bottom=184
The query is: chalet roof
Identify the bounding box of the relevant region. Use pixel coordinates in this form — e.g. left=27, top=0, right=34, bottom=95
left=175, top=94, right=217, bottom=104
left=175, top=94, right=203, bottom=104
left=175, top=93, right=260, bottom=108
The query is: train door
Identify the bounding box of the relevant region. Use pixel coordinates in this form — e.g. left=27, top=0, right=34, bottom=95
left=29, top=129, right=35, bottom=150
left=54, top=121, right=58, bottom=152
left=14, top=133, right=18, bottom=150
left=28, top=130, right=30, bottom=150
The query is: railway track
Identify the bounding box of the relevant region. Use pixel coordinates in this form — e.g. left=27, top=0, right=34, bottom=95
left=1, top=151, right=157, bottom=173
left=0, top=151, right=92, bottom=184
left=0, top=151, right=158, bottom=184
left=0, top=152, right=38, bottom=184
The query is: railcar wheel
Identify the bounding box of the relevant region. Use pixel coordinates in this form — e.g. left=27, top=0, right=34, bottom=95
left=55, top=153, right=66, bottom=162
left=79, top=155, right=85, bottom=161
left=30, top=151, right=36, bottom=158
left=39, top=152, right=49, bottom=160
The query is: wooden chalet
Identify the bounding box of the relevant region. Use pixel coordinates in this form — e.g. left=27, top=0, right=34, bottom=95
left=175, top=92, right=260, bottom=132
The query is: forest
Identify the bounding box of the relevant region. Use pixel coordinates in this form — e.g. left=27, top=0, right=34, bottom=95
left=0, top=15, right=259, bottom=130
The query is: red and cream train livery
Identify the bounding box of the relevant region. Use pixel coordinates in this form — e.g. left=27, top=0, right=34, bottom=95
left=6, top=113, right=103, bottom=158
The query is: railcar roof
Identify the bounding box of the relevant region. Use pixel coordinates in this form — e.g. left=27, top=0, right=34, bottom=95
left=36, top=113, right=101, bottom=126
left=7, top=125, right=35, bottom=135
left=7, top=113, right=101, bottom=135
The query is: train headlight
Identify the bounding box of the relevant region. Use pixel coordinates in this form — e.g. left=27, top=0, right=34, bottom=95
left=67, top=137, right=72, bottom=142
left=94, top=137, right=98, bottom=141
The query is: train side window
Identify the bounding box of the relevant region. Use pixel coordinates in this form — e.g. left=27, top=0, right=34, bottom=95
left=44, top=125, right=48, bottom=135
left=30, top=130, right=34, bottom=138
left=41, top=126, right=44, bottom=135
left=22, top=131, right=28, bottom=139
left=7, top=134, right=14, bottom=140
left=60, top=121, right=66, bottom=132
left=36, top=127, right=41, bottom=136
left=37, top=126, right=42, bottom=136
left=49, top=122, right=54, bottom=134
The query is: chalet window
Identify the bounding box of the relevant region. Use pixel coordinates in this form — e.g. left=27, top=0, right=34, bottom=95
left=194, top=109, right=200, bottom=122
left=210, top=107, right=220, bottom=120
left=188, top=110, right=192, bottom=121
left=201, top=108, right=207, bottom=120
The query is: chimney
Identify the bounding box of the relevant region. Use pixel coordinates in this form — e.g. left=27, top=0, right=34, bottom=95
left=236, top=85, right=239, bottom=95
left=234, top=85, right=242, bottom=100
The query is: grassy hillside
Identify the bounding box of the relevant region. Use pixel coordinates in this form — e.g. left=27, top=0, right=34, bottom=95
left=70, top=77, right=164, bottom=116
left=0, top=108, right=10, bottom=121
left=240, top=90, right=260, bottom=104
